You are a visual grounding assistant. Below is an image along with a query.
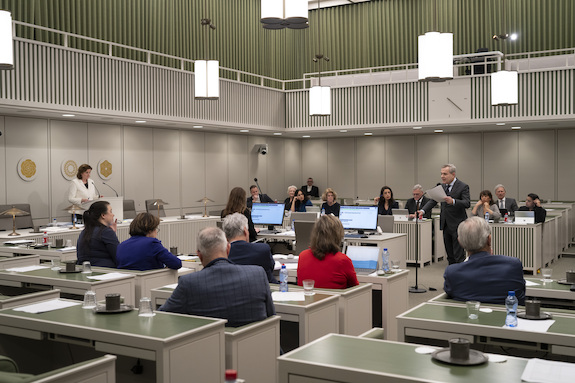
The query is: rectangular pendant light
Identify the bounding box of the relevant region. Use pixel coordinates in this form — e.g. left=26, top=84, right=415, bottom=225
left=418, top=31, right=453, bottom=81
left=194, top=60, right=219, bottom=99
left=0, top=11, right=13, bottom=70
left=491, top=70, right=518, bottom=105
left=309, top=86, right=331, bottom=116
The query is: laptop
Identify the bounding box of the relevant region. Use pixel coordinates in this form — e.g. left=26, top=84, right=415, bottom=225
left=345, top=245, right=380, bottom=275
left=514, top=211, right=535, bottom=224
left=392, top=209, right=409, bottom=221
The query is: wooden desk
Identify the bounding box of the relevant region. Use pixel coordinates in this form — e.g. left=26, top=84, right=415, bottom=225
left=0, top=254, right=40, bottom=269
left=0, top=267, right=136, bottom=306
left=525, top=278, right=575, bottom=308
left=0, top=300, right=226, bottom=383
left=397, top=302, right=575, bottom=357
left=278, top=334, right=529, bottom=383
left=0, top=286, right=61, bottom=309
left=393, top=219, right=432, bottom=267
left=0, top=245, right=77, bottom=262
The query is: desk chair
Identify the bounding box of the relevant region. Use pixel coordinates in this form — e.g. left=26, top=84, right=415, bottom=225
left=377, top=215, right=394, bottom=233
left=0, top=204, right=33, bottom=231
left=145, top=199, right=166, bottom=217
left=294, top=221, right=315, bottom=255
left=123, top=199, right=137, bottom=219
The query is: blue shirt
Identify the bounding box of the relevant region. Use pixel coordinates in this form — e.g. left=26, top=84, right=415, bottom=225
left=116, top=236, right=182, bottom=271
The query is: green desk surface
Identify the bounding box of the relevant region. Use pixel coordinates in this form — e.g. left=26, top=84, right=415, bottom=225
left=525, top=278, right=575, bottom=292
left=281, top=334, right=528, bottom=382
left=0, top=268, right=131, bottom=282
left=0, top=302, right=221, bottom=339
left=403, top=303, right=575, bottom=336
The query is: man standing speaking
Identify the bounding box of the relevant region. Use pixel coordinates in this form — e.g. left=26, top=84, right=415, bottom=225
left=420, top=164, right=470, bottom=264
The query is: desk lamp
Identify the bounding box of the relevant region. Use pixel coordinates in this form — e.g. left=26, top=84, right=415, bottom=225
left=64, top=204, right=85, bottom=229
left=0, top=206, right=30, bottom=236
left=196, top=197, right=214, bottom=217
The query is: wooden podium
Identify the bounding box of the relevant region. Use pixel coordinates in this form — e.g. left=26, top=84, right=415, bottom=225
left=82, top=196, right=124, bottom=221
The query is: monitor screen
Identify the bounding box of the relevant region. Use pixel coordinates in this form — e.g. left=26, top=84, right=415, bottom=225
left=251, top=203, right=285, bottom=226
left=339, top=205, right=378, bottom=231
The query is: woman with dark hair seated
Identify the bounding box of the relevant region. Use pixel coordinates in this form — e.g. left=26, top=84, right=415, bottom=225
left=116, top=212, right=182, bottom=271
left=76, top=200, right=119, bottom=267
left=222, top=187, right=258, bottom=242
left=518, top=193, right=547, bottom=223
left=297, top=215, right=359, bottom=289
left=472, top=189, right=501, bottom=221
left=289, top=189, right=313, bottom=212
left=374, top=186, right=399, bottom=215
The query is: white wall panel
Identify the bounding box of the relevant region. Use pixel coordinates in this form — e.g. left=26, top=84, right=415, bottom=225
left=181, top=130, right=206, bottom=213
left=205, top=133, right=229, bottom=208
left=518, top=130, right=555, bottom=200
left=265, top=137, right=286, bottom=202
left=327, top=138, right=355, bottom=200
left=123, top=126, right=153, bottom=212
left=557, top=129, right=575, bottom=201
left=483, top=132, right=519, bottom=199
left=228, top=135, right=249, bottom=193
left=248, top=136, right=268, bottom=194
left=448, top=133, right=482, bottom=199
left=88, top=123, right=123, bottom=202
left=153, top=128, right=181, bottom=216
left=0, top=117, right=6, bottom=204
left=356, top=137, right=385, bottom=200
left=416, top=134, right=448, bottom=192
left=385, top=136, right=415, bottom=200
left=301, top=139, right=327, bottom=196
left=5, top=117, right=50, bottom=221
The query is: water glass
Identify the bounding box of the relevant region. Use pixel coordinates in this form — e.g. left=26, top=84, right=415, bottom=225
left=139, top=297, right=156, bottom=317
left=65, top=239, right=73, bottom=247
left=81, top=261, right=92, bottom=274
left=82, top=291, right=97, bottom=309
left=541, top=268, right=553, bottom=282
left=50, top=259, right=61, bottom=271
left=302, top=279, right=315, bottom=296
left=390, top=260, right=401, bottom=273
left=466, top=301, right=480, bottom=320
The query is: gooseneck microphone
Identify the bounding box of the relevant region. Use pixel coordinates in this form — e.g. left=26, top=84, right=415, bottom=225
left=102, top=182, right=119, bottom=197
left=254, top=178, right=263, bottom=196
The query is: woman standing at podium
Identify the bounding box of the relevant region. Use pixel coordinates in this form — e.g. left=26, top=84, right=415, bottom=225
left=68, top=164, right=100, bottom=205
left=77, top=200, right=119, bottom=267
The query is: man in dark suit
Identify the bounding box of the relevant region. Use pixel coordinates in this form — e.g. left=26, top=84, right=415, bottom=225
left=246, top=184, right=275, bottom=209
left=223, top=213, right=278, bottom=283
left=405, top=184, right=432, bottom=219
left=159, top=226, right=275, bottom=327
left=421, top=164, right=470, bottom=264
left=301, top=177, right=319, bottom=199
left=494, top=184, right=519, bottom=215
left=444, top=217, right=525, bottom=304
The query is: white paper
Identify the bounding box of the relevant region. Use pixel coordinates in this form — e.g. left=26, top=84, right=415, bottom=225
left=273, top=230, right=295, bottom=236
left=525, top=280, right=540, bottom=286
left=272, top=291, right=305, bottom=301
left=521, top=358, right=575, bottom=383
left=86, top=272, right=131, bottom=281
left=13, top=299, right=81, bottom=314
left=273, top=254, right=297, bottom=260
left=42, top=227, right=68, bottom=233
left=503, top=318, right=555, bottom=332
left=3, top=239, right=35, bottom=245
left=425, top=185, right=447, bottom=203
left=163, top=283, right=178, bottom=289
left=178, top=255, right=199, bottom=261
left=5, top=265, right=49, bottom=272
left=56, top=246, right=77, bottom=252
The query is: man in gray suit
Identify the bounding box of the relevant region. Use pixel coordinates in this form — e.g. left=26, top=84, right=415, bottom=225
left=494, top=184, right=519, bottom=215
left=159, top=226, right=275, bottom=327
left=421, top=164, right=470, bottom=264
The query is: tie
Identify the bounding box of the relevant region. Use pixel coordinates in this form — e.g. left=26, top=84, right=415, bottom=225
left=500, top=200, right=504, bottom=209
left=416, top=200, right=420, bottom=211
left=444, top=184, right=450, bottom=195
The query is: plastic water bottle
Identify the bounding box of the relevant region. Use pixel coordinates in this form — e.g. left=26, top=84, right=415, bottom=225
left=43, top=231, right=49, bottom=245
left=505, top=291, right=518, bottom=327
left=279, top=264, right=289, bottom=292
left=504, top=213, right=509, bottom=223
left=381, top=248, right=390, bottom=273
left=52, top=218, right=57, bottom=227
left=321, top=208, right=325, bottom=216
left=291, top=219, right=295, bottom=232
left=484, top=212, right=490, bottom=222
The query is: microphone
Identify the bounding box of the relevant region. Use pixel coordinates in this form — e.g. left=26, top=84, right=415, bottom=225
left=254, top=178, right=263, bottom=196
left=91, top=180, right=102, bottom=198
left=102, top=182, right=119, bottom=197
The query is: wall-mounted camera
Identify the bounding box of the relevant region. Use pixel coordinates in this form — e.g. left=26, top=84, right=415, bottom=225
left=256, top=144, right=268, bottom=155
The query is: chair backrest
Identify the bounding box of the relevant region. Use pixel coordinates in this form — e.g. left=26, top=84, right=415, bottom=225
left=290, top=212, right=318, bottom=223
left=123, top=199, right=137, bottom=219
left=377, top=215, right=395, bottom=233
left=0, top=204, right=34, bottom=231
left=294, top=221, right=315, bottom=255
left=145, top=199, right=166, bottom=217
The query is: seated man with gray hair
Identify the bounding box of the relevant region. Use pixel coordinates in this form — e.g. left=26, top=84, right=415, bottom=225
left=223, top=213, right=278, bottom=283
left=159, top=226, right=275, bottom=327
left=443, top=216, right=525, bottom=305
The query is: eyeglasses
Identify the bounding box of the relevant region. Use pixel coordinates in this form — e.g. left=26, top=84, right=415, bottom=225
left=156, top=228, right=160, bottom=233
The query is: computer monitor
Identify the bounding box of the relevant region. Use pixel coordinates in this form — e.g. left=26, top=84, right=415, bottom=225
left=339, top=205, right=378, bottom=232
left=251, top=203, right=285, bottom=227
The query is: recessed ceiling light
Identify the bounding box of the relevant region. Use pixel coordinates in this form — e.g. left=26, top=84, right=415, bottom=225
left=62, top=114, right=75, bottom=117
left=496, top=123, right=506, bottom=126
left=511, top=126, right=521, bottom=130
left=192, top=125, right=203, bottom=129
left=273, top=132, right=282, bottom=136
left=339, top=130, right=348, bottom=133
left=240, top=129, right=249, bottom=133
left=434, top=129, right=443, bottom=133
left=135, top=120, right=146, bottom=123
left=364, top=132, right=373, bottom=136
left=413, top=126, right=422, bottom=130
left=302, top=135, right=311, bottom=138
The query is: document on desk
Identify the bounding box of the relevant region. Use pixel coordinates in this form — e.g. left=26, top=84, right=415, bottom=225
left=3, top=239, right=35, bottom=246
left=5, top=265, right=49, bottom=272
left=178, top=255, right=199, bottom=261
left=425, top=185, right=447, bottom=203
left=163, top=283, right=178, bottom=289
left=13, top=299, right=81, bottom=314
left=272, top=291, right=305, bottom=301
left=521, top=358, right=575, bottom=383
left=56, top=246, right=76, bottom=252
left=503, top=318, right=555, bottom=332
left=525, top=280, right=540, bottom=286
left=86, top=272, right=131, bottom=281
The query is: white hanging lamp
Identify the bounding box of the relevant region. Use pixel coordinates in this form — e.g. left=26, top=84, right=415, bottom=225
left=490, top=0, right=518, bottom=106
left=418, top=0, right=453, bottom=81
left=0, top=10, right=14, bottom=70
left=309, top=0, right=330, bottom=116
left=261, top=0, right=308, bottom=30
left=194, top=2, right=219, bottom=100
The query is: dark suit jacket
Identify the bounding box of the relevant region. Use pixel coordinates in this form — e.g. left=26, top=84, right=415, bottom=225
left=229, top=240, right=278, bottom=283
left=518, top=206, right=547, bottom=223
left=443, top=251, right=526, bottom=305
left=159, top=258, right=276, bottom=327
left=77, top=226, right=119, bottom=267
left=405, top=197, right=432, bottom=219
left=246, top=194, right=275, bottom=209
left=496, top=198, right=519, bottom=214
left=422, top=179, right=470, bottom=231
left=377, top=200, right=399, bottom=215
left=301, top=185, right=319, bottom=198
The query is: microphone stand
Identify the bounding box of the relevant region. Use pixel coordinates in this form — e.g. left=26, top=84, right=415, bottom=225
left=102, top=182, right=119, bottom=197
left=410, top=198, right=427, bottom=293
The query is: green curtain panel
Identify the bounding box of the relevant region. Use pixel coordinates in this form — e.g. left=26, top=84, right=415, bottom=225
left=0, top=0, right=573, bottom=80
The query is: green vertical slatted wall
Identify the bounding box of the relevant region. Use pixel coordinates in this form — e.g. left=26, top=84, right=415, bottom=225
left=0, top=0, right=574, bottom=80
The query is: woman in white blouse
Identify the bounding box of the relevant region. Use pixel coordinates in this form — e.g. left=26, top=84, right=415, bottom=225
left=68, top=164, right=100, bottom=205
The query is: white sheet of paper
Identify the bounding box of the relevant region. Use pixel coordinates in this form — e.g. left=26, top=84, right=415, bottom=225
left=525, top=280, right=540, bottom=286
left=56, top=246, right=77, bottom=252
left=3, top=239, right=35, bottom=245
left=163, top=283, right=178, bottom=289
left=503, top=318, right=555, bottom=332
left=178, top=255, right=199, bottom=261
left=86, top=272, right=131, bottom=281
left=42, top=227, right=68, bottom=233
left=177, top=267, right=192, bottom=274
left=274, top=230, right=294, bottom=236
left=13, top=299, right=81, bottom=314
left=425, top=185, right=447, bottom=203
left=521, top=358, right=575, bottom=383
left=6, top=265, right=49, bottom=272
left=272, top=291, right=305, bottom=301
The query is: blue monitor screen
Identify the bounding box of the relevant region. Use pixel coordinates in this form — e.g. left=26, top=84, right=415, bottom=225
left=251, top=203, right=285, bottom=226
left=339, top=205, right=378, bottom=231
